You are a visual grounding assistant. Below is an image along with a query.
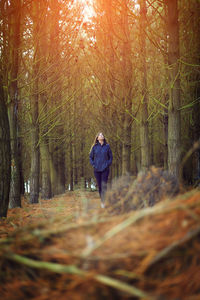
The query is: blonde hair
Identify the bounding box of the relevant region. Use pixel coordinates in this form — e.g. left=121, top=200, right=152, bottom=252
left=90, top=132, right=108, bottom=153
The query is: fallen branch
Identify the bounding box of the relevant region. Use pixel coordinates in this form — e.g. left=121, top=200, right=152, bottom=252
left=5, top=253, right=155, bottom=300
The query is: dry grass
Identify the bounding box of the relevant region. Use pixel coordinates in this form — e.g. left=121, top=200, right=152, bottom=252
left=0, top=189, right=200, bottom=299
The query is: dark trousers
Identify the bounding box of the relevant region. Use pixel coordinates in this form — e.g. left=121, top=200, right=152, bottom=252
left=94, top=168, right=109, bottom=202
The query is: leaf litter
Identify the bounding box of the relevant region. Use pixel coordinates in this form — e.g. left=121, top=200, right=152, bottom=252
left=0, top=189, right=200, bottom=300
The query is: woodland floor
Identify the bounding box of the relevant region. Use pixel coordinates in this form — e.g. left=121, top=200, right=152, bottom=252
left=1, top=189, right=200, bottom=300
left=0, top=190, right=103, bottom=239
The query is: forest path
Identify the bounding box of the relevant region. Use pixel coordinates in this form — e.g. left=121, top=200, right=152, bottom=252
left=0, top=191, right=103, bottom=238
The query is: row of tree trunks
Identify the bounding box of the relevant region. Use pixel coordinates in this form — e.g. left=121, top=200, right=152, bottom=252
left=0, top=0, right=192, bottom=209
left=7, top=0, right=21, bottom=208
left=39, top=1, right=52, bottom=200
left=49, top=0, right=65, bottom=195
left=139, top=0, right=150, bottom=171
left=121, top=0, right=132, bottom=175
left=29, top=0, right=66, bottom=201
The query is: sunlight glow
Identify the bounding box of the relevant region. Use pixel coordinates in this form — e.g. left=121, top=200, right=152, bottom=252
left=75, top=0, right=95, bottom=22
left=132, top=0, right=140, bottom=11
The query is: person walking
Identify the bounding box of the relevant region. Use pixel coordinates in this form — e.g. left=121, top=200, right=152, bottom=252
left=89, top=132, right=113, bottom=208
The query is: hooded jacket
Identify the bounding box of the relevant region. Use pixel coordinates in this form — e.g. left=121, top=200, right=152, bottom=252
left=89, top=142, right=113, bottom=172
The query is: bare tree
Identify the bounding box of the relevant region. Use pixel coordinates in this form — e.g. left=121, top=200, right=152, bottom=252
left=0, top=80, right=11, bottom=218
left=29, top=1, right=40, bottom=203
left=139, top=0, right=150, bottom=171
left=167, top=0, right=181, bottom=177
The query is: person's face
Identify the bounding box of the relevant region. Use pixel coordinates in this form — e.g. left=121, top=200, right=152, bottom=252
left=97, top=133, right=104, bottom=142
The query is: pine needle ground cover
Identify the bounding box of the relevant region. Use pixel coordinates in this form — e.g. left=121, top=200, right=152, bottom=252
left=0, top=189, right=200, bottom=300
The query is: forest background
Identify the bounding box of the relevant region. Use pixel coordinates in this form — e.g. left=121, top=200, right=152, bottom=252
left=0, top=0, right=200, bottom=217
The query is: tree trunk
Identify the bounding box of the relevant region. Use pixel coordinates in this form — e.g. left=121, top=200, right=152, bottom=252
left=29, top=1, right=40, bottom=204
left=139, top=0, right=150, bottom=171
left=192, top=87, right=200, bottom=183
left=49, top=146, right=57, bottom=196
left=40, top=138, right=51, bottom=199
left=8, top=104, right=21, bottom=208
left=80, top=140, right=85, bottom=189
left=163, top=106, right=168, bottom=169
left=30, top=94, right=40, bottom=203
left=56, top=145, right=66, bottom=194
left=122, top=114, right=131, bottom=174
left=69, top=131, right=74, bottom=191
left=7, top=0, right=21, bottom=208
left=0, top=82, right=11, bottom=218
left=167, top=0, right=181, bottom=177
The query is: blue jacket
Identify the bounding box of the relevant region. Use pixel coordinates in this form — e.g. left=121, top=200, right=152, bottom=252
left=89, top=142, right=113, bottom=172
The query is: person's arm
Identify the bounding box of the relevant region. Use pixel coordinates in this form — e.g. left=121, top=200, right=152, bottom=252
left=89, top=146, right=95, bottom=167
left=107, top=145, right=113, bottom=166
